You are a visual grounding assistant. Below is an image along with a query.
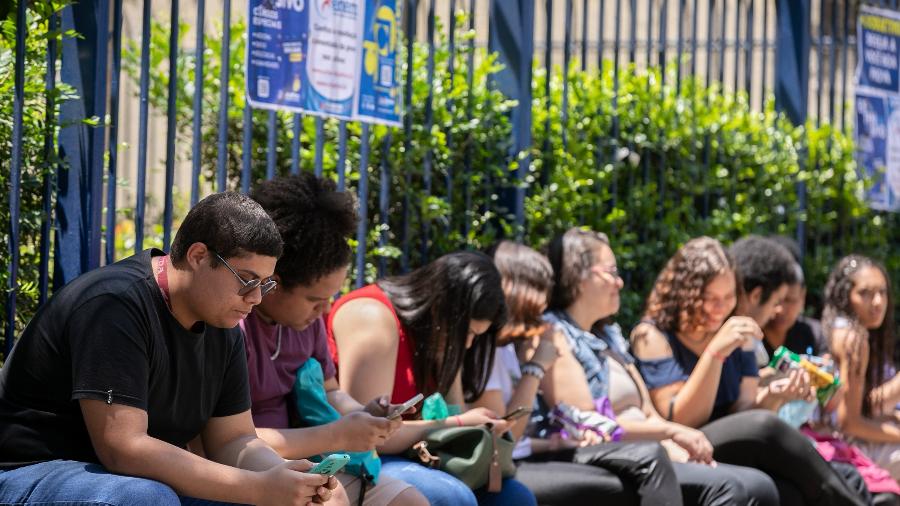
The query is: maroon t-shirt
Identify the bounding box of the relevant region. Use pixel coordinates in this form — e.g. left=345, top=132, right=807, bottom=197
left=240, top=312, right=337, bottom=429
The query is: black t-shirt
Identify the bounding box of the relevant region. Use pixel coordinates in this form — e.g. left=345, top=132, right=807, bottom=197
left=763, top=316, right=828, bottom=358
left=0, top=249, right=250, bottom=469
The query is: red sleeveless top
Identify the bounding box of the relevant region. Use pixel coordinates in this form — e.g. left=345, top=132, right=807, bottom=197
left=326, top=284, right=418, bottom=403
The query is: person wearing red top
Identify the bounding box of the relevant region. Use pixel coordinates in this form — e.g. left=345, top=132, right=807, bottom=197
left=327, top=251, right=538, bottom=506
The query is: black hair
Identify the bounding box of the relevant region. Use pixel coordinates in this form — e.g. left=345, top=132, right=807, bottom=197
left=377, top=251, right=505, bottom=401
left=768, top=235, right=805, bottom=286
left=728, top=235, right=799, bottom=304
left=170, top=192, right=282, bottom=266
left=251, top=174, right=359, bottom=288
left=546, top=228, right=611, bottom=310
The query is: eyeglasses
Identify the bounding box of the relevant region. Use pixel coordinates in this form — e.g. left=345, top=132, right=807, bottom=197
left=591, top=264, right=620, bottom=278
left=213, top=252, right=277, bottom=297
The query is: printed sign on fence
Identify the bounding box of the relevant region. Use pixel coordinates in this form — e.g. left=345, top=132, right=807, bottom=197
left=247, top=0, right=401, bottom=126
left=856, top=6, right=900, bottom=211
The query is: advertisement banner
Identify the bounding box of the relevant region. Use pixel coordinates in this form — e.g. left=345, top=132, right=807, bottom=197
left=247, top=0, right=402, bottom=126
left=856, top=6, right=900, bottom=211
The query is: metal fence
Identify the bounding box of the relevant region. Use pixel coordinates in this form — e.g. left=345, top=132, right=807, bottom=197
left=1, top=0, right=872, bottom=357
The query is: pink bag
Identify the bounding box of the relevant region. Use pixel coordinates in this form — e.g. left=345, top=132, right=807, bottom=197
left=801, top=427, right=900, bottom=495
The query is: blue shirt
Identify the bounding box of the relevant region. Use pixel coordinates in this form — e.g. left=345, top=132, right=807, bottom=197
left=543, top=310, right=611, bottom=400
left=634, top=325, right=758, bottom=421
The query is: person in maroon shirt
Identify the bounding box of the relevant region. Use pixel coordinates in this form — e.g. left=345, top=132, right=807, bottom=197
left=245, top=174, right=427, bottom=506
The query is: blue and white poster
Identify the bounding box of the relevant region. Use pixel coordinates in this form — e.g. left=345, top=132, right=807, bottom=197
left=856, top=6, right=900, bottom=211
left=247, top=0, right=402, bottom=126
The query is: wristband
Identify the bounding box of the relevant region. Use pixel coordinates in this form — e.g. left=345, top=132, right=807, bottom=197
left=454, top=415, right=463, bottom=427
left=521, top=362, right=546, bottom=381
left=705, top=349, right=727, bottom=364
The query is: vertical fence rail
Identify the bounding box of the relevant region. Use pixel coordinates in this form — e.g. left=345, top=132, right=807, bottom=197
left=40, top=9, right=59, bottom=305
left=134, top=0, right=153, bottom=252
left=6, top=0, right=28, bottom=357
left=190, top=0, right=205, bottom=206
left=106, top=0, right=124, bottom=265
left=355, top=124, right=372, bottom=288
left=162, top=0, right=180, bottom=250
left=217, top=0, right=232, bottom=192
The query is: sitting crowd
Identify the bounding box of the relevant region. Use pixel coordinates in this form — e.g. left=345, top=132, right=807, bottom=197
left=1, top=173, right=899, bottom=506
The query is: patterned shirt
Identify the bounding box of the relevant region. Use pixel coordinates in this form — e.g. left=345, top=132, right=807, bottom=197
left=544, top=310, right=610, bottom=400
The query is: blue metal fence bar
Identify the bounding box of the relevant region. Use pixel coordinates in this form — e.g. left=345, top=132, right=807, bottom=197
left=611, top=0, right=622, bottom=208
left=760, top=0, right=768, bottom=108
left=314, top=117, right=325, bottom=177
left=421, top=0, right=436, bottom=261
left=702, top=0, right=714, bottom=216
left=241, top=104, right=253, bottom=194
left=88, top=1, right=110, bottom=269
left=561, top=0, right=572, bottom=150
left=291, top=114, right=301, bottom=175
left=400, top=0, right=416, bottom=271
left=598, top=0, right=605, bottom=71
left=40, top=9, right=59, bottom=305
left=163, top=0, right=180, bottom=250
left=839, top=0, right=849, bottom=132
left=815, top=0, right=824, bottom=125
left=445, top=0, right=456, bottom=237
left=718, top=0, right=727, bottom=84
left=106, top=0, right=124, bottom=265
left=355, top=123, right=371, bottom=288
left=540, top=0, right=552, bottom=187
left=462, top=0, right=475, bottom=243
left=217, top=0, right=232, bottom=191
left=690, top=0, right=698, bottom=77
left=646, top=0, right=653, bottom=70
left=828, top=1, right=838, bottom=126
left=657, top=0, right=668, bottom=219
left=190, top=0, right=205, bottom=206
left=266, top=111, right=278, bottom=180
left=135, top=0, right=153, bottom=252
left=676, top=0, right=685, bottom=90
left=378, top=133, right=392, bottom=276
left=581, top=0, right=589, bottom=69
left=6, top=0, right=27, bottom=357
left=337, top=121, right=348, bottom=191
left=744, top=0, right=753, bottom=102
left=628, top=0, right=637, bottom=64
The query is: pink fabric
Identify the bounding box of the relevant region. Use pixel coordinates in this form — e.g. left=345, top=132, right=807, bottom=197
left=801, top=427, right=900, bottom=494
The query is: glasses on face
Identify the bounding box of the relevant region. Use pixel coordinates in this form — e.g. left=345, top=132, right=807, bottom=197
left=592, top=264, right=620, bottom=279
left=213, top=252, right=277, bottom=297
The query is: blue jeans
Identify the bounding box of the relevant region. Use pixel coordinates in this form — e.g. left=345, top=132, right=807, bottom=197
left=0, top=460, right=244, bottom=505
left=379, top=456, right=536, bottom=506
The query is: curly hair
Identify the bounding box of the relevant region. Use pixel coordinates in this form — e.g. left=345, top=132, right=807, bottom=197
left=823, top=255, right=895, bottom=416
left=251, top=174, right=358, bottom=289
left=546, top=228, right=611, bottom=310
left=729, top=235, right=799, bottom=303
left=490, top=241, right=554, bottom=340
left=644, top=236, right=735, bottom=334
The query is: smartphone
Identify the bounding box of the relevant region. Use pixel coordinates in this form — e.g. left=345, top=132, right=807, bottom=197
left=502, top=406, right=530, bottom=421
left=386, top=393, right=425, bottom=420
left=308, top=453, right=351, bottom=476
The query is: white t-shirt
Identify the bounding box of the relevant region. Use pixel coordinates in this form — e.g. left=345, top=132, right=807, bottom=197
left=484, top=343, right=533, bottom=459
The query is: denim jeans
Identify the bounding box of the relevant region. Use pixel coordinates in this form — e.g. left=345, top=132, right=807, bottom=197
left=379, top=455, right=536, bottom=506
left=0, top=460, right=245, bottom=505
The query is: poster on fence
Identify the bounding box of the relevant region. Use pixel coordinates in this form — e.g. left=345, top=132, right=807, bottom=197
left=856, top=5, right=900, bottom=211
left=246, top=0, right=401, bottom=126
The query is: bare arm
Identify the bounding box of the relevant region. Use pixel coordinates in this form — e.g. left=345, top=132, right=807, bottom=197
left=869, top=374, right=900, bottom=415
left=832, top=329, right=900, bottom=443
left=80, top=400, right=333, bottom=506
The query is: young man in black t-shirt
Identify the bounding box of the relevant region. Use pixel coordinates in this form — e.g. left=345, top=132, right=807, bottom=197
left=0, top=192, right=343, bottom=505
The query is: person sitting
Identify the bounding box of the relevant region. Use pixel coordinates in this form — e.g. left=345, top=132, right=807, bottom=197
left=242, top=174, right=427, bottom=506
left=326, top=251, right=538, bottom=506
left=0, top=192, right=340, bottom=506
left=824, top=255, right=900, bottom=482
left=763, top=235, right=828, bottom=357
left=471, top=240, right=685, bottom=506
left=630, top=236, right=867, bottom=506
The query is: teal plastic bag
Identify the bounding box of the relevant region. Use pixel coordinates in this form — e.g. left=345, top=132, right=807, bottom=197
left=292, top=358, right=381, bottom=483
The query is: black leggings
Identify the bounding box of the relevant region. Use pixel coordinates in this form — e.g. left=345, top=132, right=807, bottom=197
left=702, top=410, right=869, bottom=506
left=516, top=440, right=775, bottom=506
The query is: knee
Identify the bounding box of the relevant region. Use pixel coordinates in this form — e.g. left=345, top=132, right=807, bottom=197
left=389, top=487, right=429, bottom=506
left=497, top=478, right=537, bottom=506
left=631, top=441, right=672, bottom=468
left=741, top=410, right=788, bottom=440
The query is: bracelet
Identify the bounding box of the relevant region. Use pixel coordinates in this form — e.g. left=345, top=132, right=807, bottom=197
left=705, top=349, right=727, bottom=364
left=521, top=362, right=546, bottom=381
left=454, top=415, right=463, bottom=427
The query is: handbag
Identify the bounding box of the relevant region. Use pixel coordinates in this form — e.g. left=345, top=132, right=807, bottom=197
left=407, top=424, right=517, bottom=492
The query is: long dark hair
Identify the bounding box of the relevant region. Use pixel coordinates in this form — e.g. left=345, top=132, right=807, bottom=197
left=490, top=241, right=554, bottom=340
left=823, top=255, right=896, bottom=416
left=378, top=251, right=506, bottom=401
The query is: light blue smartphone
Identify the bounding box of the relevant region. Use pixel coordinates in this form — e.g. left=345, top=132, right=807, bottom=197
left=308, top=454, right=351, bottom=476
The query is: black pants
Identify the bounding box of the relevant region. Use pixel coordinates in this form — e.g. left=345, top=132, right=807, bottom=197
left=702, top=410, right=869, bottom=506
left=517, top=440, right=776, bottom=506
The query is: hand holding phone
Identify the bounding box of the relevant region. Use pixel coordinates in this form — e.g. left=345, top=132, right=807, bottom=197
left=308, top=454, right=351, bottom=477
left=386, top=393, right=424, bottom=420
left=502, top=406, right=530, bottom=421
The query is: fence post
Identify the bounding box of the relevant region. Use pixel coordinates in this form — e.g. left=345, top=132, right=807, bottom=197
left=489, top=0, right=535, bottom=238
left=774, top=0, right=811, bottom=257
left=55, top=0, right=110, bottom=287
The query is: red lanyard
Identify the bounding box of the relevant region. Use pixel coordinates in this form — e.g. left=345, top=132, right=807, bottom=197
left=155, top=255, right=173, bottom=312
